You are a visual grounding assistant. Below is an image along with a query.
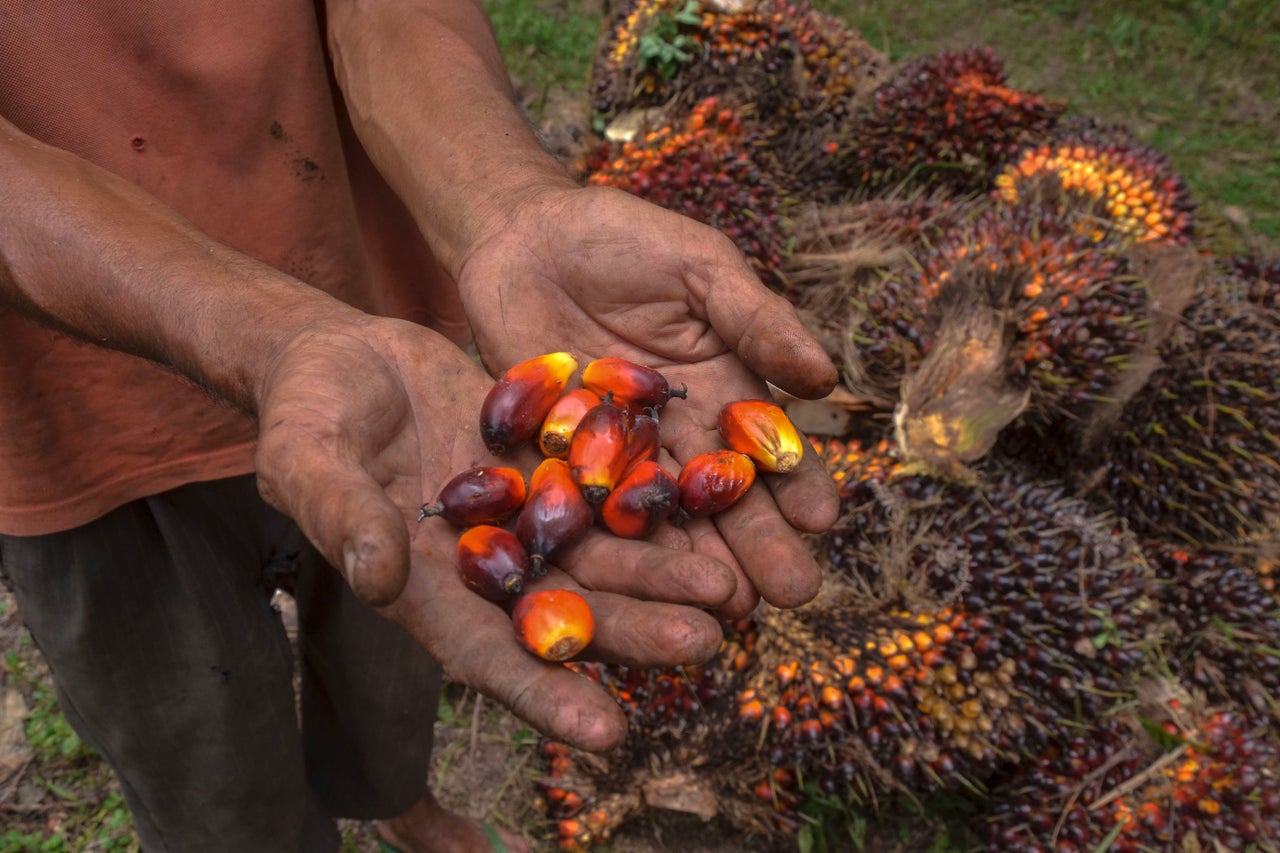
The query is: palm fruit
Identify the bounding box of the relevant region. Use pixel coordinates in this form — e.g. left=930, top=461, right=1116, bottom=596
left=568, top=398, right=631, bottom=504
left=539, top=389, right=602, bottom=459
left=677, top=449, right=757, bottom=517
left=1150, top=544, right=1280, bottom=717
left=479, top=351, right=579, bottom=454
left=994, top=121, right=1196, bottom=246
left=985, top=702, right=1280, bottom=852
left=621, top=406, right=661, bottom=473
left=417, top=465, right=527, bottom=526
left=845, top=46, right=1065, bottom=194
left=516, top=458, right=595, bottom=574
left=579, top=97, right=788, bottom=287
left=456, top=525, right=531, bottom=602
left=581, top=357, right=687, bottom=412
left=1220, top=252, right=1280, bottom=309
left=1083, top=269, right=1280, bottom=545
left=600, top=460, right=680, bottom=539
left=512, top=588, right=596, bottom=662
left=717, top=399, right=805, bottom=474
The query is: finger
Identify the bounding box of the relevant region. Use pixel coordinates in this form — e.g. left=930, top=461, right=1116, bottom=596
left=677, top=516, right=760, bottom=619
left=385, top=555, right=629, bottom=752
left=256, top=435, right=411, bottom=608
left=711, top=475, right=824, bottom=610
left=685, top=236, right=838, bottom=400
left=555, top=524, right=738, bottom=610
left=575, top=588, right=727, bottom=668
left=764, top=445, right=842, bottom=535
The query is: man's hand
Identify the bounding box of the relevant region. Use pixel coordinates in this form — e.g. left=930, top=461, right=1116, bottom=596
left=456, top=185, right=842, bottom=618
left=251, top=316, right=741, bottom=750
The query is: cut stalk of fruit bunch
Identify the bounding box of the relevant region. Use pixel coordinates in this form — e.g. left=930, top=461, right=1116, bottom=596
left=677, top=449, right=757, bottom=517
left=479, top=351, right=579, bottom=454
left=582, top=356, right=688, bottom=411
left=418, top=465, right=526, bottom=526
left=516, top=457, right=595, bottom=575
left=512, top=588, right=596, bottom=662
left=456, top=525, right=532, bottom=602
left=718, top=399, right=805, bottom=474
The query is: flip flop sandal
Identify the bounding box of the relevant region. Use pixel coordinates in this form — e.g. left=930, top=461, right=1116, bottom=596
left=377, top=822, right=511, bottom=853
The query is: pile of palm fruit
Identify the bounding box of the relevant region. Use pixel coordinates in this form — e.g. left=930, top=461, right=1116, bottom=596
left=538, top=1, right=1280, bottom=849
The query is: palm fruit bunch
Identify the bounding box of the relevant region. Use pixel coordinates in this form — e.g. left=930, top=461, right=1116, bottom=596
left=993, top=121, right=1197, bottom=247
left=1219, top=252, right=1280, bottom=309
left=842, top=46, right=1066, bottom=195
left=577, top=97, right=788, bottom=287
left=1149, top=544, right=1280, bottom=718
left=588, top=0, right=884, bottom=139
left=423, top=351, right=808, bottom=661
left=815, top=438, right=1157, bottom=736
left=1079, top=268, right=1280, bottom=546
left=984, top=699, right=1280, bottom=852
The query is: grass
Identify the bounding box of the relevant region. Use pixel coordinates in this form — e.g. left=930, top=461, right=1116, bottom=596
left=484, top=0, right=1280, bottom=256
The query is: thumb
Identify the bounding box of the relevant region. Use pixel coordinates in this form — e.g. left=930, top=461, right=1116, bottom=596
left=256, top=444, right=410, bottom=608
left=698, top=254, right=837, bottom=400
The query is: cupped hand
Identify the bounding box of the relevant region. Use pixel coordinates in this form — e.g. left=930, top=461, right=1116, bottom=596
left=456, top=185, right=842, bottom=615
left=250, top=315, right=737, bottom=750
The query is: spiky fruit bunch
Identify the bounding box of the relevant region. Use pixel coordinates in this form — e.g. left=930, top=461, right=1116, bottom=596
left=985, top=706, right=1280, bottom=852
left=994, top=122, right=1196, bottom=246
left=1151, top=545, right=1280, bottom=717
left=845, top=46, right=1065, bottom=194
left=578, top=98, right=787, bottom=285
left=1088, top=271, right=1280, bottom=545
left=588, top=1, right=884, bottom=134
left=816, top=438, right=1157, bottom=732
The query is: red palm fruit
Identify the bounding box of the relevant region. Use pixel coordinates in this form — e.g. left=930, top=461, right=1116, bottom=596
left=479, top=352, right=579, bottom=454
left=538, top=388, right=602, bottom=459
left=568, top=399, right=631, bottom=504
left=677, top=449, right=757, bottom=517
left=512, top=588, right=595, bottom=662
left=516, top=458, right=595, bottom=575
left=718, top=399, right=805, bottom=474
left=581, top=356, right=688, bottom=411
left=418, top=465, right=527, bottom=526
left=600, top=460, right=680, bottom=539
left=623, top=406, right=662, bottom=474
left=456, top=525, right=531, bottom=602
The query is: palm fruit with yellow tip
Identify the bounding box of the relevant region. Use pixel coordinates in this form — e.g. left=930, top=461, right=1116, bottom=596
left=479, top=351, right=579, bottom=454
left=1081, top=268, right=1280, bottom=546
left=994, top=121, right=1195, bottom=247
left=845, top=46, right=1065, bottom=194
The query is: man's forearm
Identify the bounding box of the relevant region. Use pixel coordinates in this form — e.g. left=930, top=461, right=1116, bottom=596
left=0, top=116, right=363, bottom=413
left=324, top=0, right=578, bottom=279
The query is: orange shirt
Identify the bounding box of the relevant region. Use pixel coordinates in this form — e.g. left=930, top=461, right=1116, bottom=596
left=0, top=1, right=469, bottom=535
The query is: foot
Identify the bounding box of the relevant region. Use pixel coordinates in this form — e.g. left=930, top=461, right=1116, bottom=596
left=375, top=788, right=530, bottom=853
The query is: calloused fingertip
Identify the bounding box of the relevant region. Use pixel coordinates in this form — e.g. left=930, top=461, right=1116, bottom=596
left=341, top=518, right=411, bottom=608
left=549, top=688, right=629, bottom=753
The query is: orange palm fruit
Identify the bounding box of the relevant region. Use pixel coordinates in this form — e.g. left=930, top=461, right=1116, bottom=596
left=677, top=449, right=757, bottom=517
left=479, top=351, right=579, bottom=454
left=538, top=388, right=601, bottom=459
left=516, top=458, right=595, bottom=574
left=512, top=588, right=595, bottom=662
left=717, top=399, right=805, bottom=474
left=581, top=356, right=687, bottom=411
left=600, top=460, right=680, bottom=539
left=456, top=525, right=531, bottom=602
left=623, top=406, right=662, bottom=474
left=567, top=398, right=631, bottom=504
left=418, top=465, right=526, bottom=526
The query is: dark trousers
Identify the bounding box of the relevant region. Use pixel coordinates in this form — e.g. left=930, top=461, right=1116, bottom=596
left=0, top=475, right=441, bottom=852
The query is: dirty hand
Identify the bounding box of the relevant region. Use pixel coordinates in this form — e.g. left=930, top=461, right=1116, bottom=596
left=251, top=315, right=734, bottom=750
left=456, top=185, right=842, bottom=617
